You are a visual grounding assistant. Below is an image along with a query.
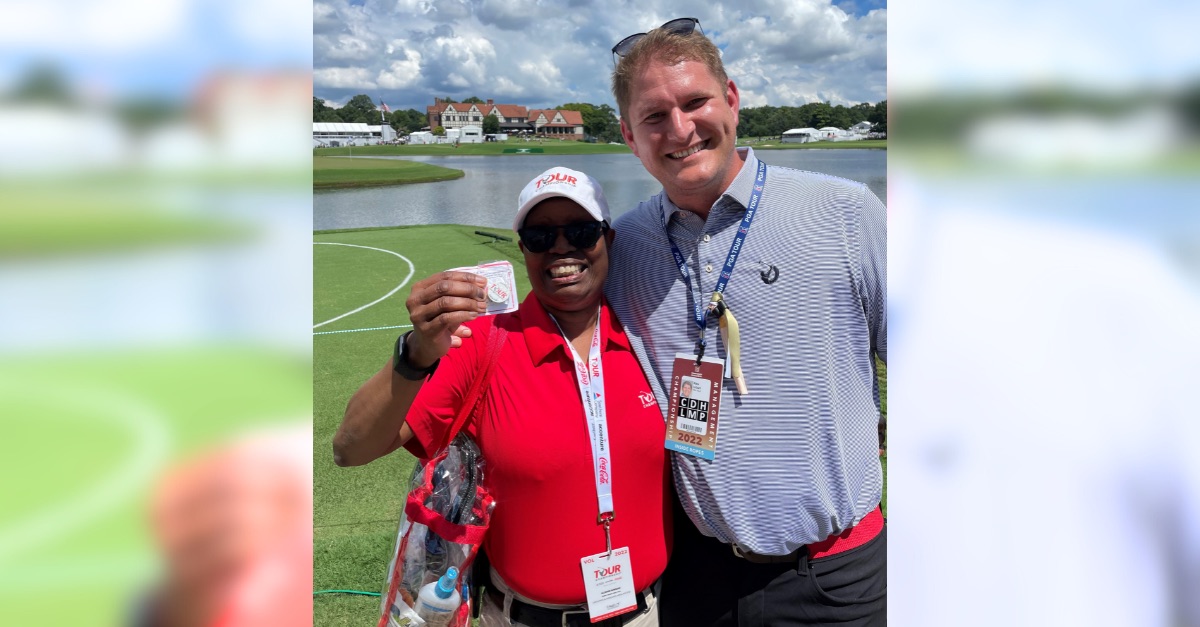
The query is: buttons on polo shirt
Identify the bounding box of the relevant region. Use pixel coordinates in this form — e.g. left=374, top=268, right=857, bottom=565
left=703, top=234, right=711, bottom=242
left=705, top=263, right=713, bottom=273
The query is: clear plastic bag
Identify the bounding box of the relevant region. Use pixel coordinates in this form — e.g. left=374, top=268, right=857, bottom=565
left=380, top=434, right=495, bottom=627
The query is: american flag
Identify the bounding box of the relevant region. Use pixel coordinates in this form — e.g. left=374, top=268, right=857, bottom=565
left=379, top=99, right=391, bottom=113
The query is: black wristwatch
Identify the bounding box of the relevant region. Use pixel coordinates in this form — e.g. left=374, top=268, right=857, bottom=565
left=393, top=331, right=439, bottom=381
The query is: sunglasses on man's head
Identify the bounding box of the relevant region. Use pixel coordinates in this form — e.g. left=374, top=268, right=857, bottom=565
left=518, top=220, right=609, bottom=253
left=611, top=17, right=702, bottom=61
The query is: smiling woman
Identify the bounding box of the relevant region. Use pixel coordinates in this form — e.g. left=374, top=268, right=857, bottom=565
left=313, top=156, right=463, bottom=189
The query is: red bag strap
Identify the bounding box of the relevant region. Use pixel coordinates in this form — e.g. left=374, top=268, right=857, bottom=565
left=437, top=320, right=507, bottom=453
left=377, top=322, right=506, bottom=627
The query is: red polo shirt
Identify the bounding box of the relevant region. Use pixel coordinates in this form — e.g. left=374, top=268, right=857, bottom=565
left=403, top=294, right=672, bottom=605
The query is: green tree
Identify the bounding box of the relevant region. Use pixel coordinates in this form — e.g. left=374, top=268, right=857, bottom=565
left=590, top=104, right=622, bottom=143
left=829, top=104, right=853, bottom=130
left=850, top=102, right=874, bottom=124
left=738, top=105, right=776, bottom=137
left=337, top=94, right=378, bottom=124
left=439, top=96, right=457, bottom=103
left=433, top=126, right=446, bottom=136
left=312, top=97, right=344, bottom=123
left=462, top=96, right=485, bottom=104
left=557, top=102, right=621, bottom=143
left=388, top=109, right=427, bottom=133
left=868, top=100, right=887, bottom=134
left=482, top=113, right=500, bottom=135
left=410, top=109, right=429, bottom=132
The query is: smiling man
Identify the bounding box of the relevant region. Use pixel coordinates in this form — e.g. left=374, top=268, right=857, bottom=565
left=603, top=19, right=888, bottom=627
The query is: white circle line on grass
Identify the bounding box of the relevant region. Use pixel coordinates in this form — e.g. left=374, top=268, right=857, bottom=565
left=0, top=381, right=170, bottom=565
left=313, top=243, right=415, bottom=329
left=314, top=323, right=413, bottom=336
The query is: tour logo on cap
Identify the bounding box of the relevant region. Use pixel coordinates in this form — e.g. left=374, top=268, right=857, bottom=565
left=536, top=171, right=578, bottom=189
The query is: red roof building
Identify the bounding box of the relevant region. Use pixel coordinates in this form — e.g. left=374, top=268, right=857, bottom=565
left=426, top=98, right=584, bottom=138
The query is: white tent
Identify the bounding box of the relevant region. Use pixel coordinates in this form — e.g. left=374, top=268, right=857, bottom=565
left=313, top=122, right=385, bottom=146
left=781, top=128, right=819, bottom=143
left=408, top=131, right=434, bottom=145
left=818, top=126, right=844, bottom=140
left=459, top=125, right=483, bottom=143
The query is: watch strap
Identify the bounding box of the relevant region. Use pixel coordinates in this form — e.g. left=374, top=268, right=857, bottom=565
left=393, top=330, right=439, bottom=380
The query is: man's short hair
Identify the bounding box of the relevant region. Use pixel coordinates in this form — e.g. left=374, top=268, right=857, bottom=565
left=611, top=28, right=728, bottom=122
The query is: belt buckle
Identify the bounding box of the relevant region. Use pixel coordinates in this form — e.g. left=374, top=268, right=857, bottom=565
left=731, top=543, right=748, bottom=559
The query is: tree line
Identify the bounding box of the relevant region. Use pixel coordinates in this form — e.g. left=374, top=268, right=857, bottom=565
left=314, top=95, right=428, bottom=133
left=314, top=94, right=887, bottom=140
left=737, top=101, right=886, bottom=137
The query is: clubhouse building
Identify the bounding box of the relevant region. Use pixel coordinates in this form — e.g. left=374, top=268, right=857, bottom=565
left=426, top=98, right=585, bottom=139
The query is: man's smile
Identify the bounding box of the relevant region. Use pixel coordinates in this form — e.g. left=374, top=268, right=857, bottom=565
left=668, top=139, right=709, bottom=159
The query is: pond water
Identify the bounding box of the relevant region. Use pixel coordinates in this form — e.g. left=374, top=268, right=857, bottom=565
left=313, top=149, right=886, bottom=231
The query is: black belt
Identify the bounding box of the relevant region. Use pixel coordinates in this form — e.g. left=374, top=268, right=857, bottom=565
left=486, top=586, right=650, bottom=627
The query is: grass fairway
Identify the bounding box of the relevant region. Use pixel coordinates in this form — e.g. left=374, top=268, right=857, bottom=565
left=314, top=224, right=887, bottom=625
left=314, top=156, right=464, bottom=190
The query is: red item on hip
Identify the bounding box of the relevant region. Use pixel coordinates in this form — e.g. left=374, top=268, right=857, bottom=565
left=807, top=506, right=883, bottom=560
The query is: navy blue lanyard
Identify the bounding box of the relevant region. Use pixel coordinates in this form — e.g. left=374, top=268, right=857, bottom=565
left=660, top=160, right=767, bottom=356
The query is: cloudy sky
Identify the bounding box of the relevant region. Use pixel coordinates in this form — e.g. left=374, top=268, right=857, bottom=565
left=314, top=0, right=886, bottom=114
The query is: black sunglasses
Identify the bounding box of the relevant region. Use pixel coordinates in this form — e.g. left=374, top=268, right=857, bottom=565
left=518, top=220, right=609, bottom=253
left=612, top=17, right=702, bottom=61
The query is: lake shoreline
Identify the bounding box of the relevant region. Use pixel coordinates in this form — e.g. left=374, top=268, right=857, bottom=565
left=313, top=172, right=463, bottom=190
left=313, top=155, right=464, bottom=189
left=314, top=150, right=886, bottom=232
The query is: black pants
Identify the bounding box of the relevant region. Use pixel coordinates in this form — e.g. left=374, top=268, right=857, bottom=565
left=658, top=498, right=886, bottom=627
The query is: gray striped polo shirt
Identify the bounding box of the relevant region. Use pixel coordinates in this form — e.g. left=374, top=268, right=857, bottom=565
left=605, top=147, right=886, bottom=555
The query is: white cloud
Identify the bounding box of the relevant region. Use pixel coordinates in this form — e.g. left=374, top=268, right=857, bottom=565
left=425, top=0, right=471, bottom=22
left=475, top=0, right=542, bottom=31
left=423, top=35, right=496, bottom=87
left=492, top=76, right=526, bottom=98
left=312, top=0, right=888, bottom=111
left=515, top=60, right=565, bottom=94
left=313, top=2, right=344, bottom=34
left=314, top=67, right=378, bottom=89
left=377, top=53, right=423, bottom=89
left=321, top=35, right=375, bottom=62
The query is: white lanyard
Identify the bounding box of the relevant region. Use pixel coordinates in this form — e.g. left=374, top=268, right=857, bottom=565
left=549, top=308, right=615, bottom=531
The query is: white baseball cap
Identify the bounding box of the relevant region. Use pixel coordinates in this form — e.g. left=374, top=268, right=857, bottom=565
left=513, top=166, right=610, bottom=231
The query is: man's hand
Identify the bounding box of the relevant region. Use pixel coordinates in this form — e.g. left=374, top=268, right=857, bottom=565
left=403, top=271, right=488, bottom=368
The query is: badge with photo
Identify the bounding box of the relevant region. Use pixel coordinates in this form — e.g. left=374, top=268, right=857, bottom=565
left=665, top=353, right=724, bottom=460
